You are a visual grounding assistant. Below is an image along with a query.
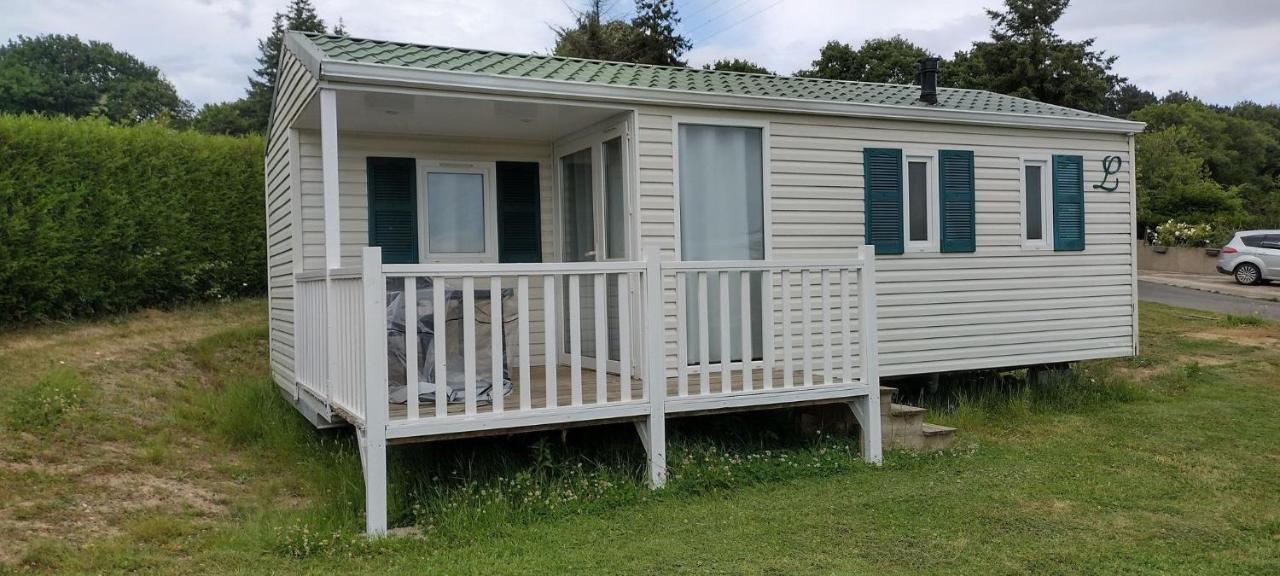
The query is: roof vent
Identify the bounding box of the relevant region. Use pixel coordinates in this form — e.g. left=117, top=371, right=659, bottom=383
left=917, top=57, right=939, bottom=105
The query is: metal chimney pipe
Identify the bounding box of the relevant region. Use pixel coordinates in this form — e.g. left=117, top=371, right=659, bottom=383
left=917, top=57, right=939, bottom=105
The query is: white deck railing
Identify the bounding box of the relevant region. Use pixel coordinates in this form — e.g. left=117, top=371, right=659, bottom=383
left=379, top=260, right=651, bottom=434
left=294, top=246, right=880, bottom=534
left=295, top=247, right=880, bottom=433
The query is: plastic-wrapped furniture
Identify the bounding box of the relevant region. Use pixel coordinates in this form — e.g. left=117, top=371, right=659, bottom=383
left=386, top=278, right=514, bottom=405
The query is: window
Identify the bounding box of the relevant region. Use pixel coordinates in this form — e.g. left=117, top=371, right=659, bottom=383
left=677, top=122, right=765, bottom=363
left=419, top=162, right=496, bottom=261
left=1021, top=156, right=1052, bottom=249
left=1241, top=235, right=1266, bottom=248
left=603, top=136, right=626, bottom=259
left=903, top=153, right=937, bottom=251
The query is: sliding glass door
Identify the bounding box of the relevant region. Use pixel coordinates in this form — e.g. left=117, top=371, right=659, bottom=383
left=678, top=123, right=765, bottom=364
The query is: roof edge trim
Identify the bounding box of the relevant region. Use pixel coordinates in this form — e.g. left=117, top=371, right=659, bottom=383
left=318, top=59, right=1145, bottom=134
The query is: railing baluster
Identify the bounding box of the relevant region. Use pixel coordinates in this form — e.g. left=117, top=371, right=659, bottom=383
left=761, top=270, right=774, bottom=390
left=544, top=275, right=557, bottom=409
left=569, top=274, right=582, bottom=406
left=739, top=270, right=753, bottom=392
left=697, top=271, right=710, bottom=395
left=718, top=270, right=731, bottom=393
left=840, top=268, right=852, bottom=384
left=404, top=277, right=419, bottom=420
left=675, top=272, right=688, bottom=397
left=618, top=273, right=632, bottom=402
left=463, top=276, right=477, bottom=416
left=433, top=277, right=447, bottom=418
left=821, top=268, right=833, bottom=385
left=595, top=273, right=608, bottom=404
left=490, top=276, right=503, bottom=414
left=802, top=269, right=813, bottom=386
left=781, top=269, right=793, bottom=388
left=517, top=275, right=531, bottom=411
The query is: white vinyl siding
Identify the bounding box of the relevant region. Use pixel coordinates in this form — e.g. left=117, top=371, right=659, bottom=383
left=636, top=106, right=1135, bottom=376
left=265, top=49, right=318, bottom=391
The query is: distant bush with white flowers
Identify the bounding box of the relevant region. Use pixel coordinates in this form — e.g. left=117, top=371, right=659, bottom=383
left=1148, top=220, right=1216, bottom=247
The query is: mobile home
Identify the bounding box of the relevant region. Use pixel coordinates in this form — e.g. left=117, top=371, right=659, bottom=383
left=265, top=32, right=1144, bottom=534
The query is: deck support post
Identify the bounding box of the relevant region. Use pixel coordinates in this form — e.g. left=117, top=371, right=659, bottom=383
left=361, top=247, right=389, bottom=536
left=853, top=244, right=882, bottom=465
left=640, top=247, right=667, bottom=488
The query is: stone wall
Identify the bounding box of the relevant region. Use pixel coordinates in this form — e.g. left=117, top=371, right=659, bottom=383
left=1136, top=242, right=1220, bottom=275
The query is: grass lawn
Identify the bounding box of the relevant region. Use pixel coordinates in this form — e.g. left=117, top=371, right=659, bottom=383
left=1, top=300, right=1277, bottom=574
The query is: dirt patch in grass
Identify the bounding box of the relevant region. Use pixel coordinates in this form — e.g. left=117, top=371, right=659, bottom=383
left=1186, top=327, right=1280, bottom=348
left=87, top=471, right=227, bottom=515
left=1185, top=355, right=1232, bottom=366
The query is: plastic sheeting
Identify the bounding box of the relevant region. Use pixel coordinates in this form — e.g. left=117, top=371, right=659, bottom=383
left=386, top=278, right=515, bottom=405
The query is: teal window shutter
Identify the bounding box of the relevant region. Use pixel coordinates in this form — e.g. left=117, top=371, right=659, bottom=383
left=938, top=149, right=976, bottom=253
left=366, top=157, right=418, bottom=264
left=1052, top=154, right=1085, bottom=251
left=496, top=161, right=542, bottom=263
left=863, top=148, right=904, bottom=255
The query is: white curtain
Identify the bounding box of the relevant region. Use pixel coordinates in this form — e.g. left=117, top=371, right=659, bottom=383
left=426, top=172, right=485, bottom=253
left=678, top=124, right=764, bottom=363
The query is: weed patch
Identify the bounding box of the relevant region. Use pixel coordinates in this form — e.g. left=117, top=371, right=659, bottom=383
left=1221, top=314, right=1269, bottom=327
left=3, top=368, right=91, bottom=431
left=908, top=364, right=1141, bottom=429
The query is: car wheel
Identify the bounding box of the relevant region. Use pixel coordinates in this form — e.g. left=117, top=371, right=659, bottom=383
left=1234, top=262, right=1261, bottom=285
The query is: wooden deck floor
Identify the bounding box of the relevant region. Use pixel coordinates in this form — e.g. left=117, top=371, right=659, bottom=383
left=387, top=365, right=849, bottom=421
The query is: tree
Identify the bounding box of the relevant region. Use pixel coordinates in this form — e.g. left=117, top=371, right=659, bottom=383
left=241, top=0, right=333, bottom=133
left=1104, top=83, right=1157, bottom=118
left=947, top=0, right=1123, bottom=114
left=629, top=0, right=690, bottom=66
left=552, top=0, right=638, bottom=62
left=0, top=34, right=190, bottom=123
left=553, top=0, right=690, bottom=65
left=704, top=58, right=773, bottom=75
left=1133, top=99, right=1280, bottom=228
left=191, top=100, right=259, bottom=136
left=797, top=37, right=934, bottom=84
left=1135, top=126, right=1246, bottom=229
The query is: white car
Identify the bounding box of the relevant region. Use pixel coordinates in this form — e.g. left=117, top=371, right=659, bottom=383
left=1217, top=230, right=1280, bottom=285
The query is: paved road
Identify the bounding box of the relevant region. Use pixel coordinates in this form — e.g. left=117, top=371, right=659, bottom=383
left=1138, top=281, right=1280, bottom=320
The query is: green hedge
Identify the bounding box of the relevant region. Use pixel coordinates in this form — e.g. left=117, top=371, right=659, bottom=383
left=0, top=115, right=265, bottom=323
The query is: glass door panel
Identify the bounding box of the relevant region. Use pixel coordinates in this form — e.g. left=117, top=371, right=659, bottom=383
left=602, top=136, right=627, bottom=361
left=559, top=147, right=600, bottom=358
left=678, top=124, right=765, bottom=363
left=556, top=125, right=630, bottom=369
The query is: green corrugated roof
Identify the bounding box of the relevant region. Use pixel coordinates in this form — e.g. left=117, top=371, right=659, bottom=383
left=297, top=32, right=1111, bottom=121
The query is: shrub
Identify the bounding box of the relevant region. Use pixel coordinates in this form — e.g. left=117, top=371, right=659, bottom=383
left=1147, top=220, right=1216, bottom=247
left=0, top=114, right=264, bottom=323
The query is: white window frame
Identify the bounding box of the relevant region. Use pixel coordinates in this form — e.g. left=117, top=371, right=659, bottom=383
left=1019, top=154, right=1053, bottom=250
left=902, top=150, right=939, bottom=253
left=417, top=160, right=498, bottom=263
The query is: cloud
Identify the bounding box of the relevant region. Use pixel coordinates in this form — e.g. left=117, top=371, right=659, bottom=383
left=0, top=0, right=1273, bottom=107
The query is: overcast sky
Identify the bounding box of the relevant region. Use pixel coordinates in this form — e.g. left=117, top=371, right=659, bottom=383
left=2, top=0, right=1277, bottom=108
